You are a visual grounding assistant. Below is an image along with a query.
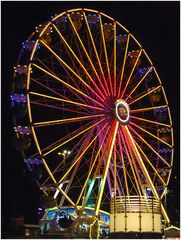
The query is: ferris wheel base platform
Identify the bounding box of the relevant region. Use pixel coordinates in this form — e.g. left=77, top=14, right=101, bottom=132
left=109, top=231, right=163, bottom=239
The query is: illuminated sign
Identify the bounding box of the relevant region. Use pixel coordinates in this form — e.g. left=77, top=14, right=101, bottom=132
left=115, top=99, right=130, bottom=125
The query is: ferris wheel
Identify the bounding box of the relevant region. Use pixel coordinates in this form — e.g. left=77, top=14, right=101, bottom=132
left=11, top=8, right=174, bottom=227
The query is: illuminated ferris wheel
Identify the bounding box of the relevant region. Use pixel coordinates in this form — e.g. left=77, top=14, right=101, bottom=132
left=11, top=8, right=174, bottom=232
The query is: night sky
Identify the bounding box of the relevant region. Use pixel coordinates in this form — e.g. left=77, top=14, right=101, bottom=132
left=2, top=1, right=180, bottom=225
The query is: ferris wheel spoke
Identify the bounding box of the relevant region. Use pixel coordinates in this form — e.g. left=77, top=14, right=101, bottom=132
left=75, top=165, right=91, bottom=188
left=101, top=150, right=113, bottom=199
left=93, top=132, right=111, bottom=178
left=31, top=77, right=90, bottom=113
left=113, top=144, right=117, bottom=198
left=35, top=41, right=105, bottom=104
left=59, top=131, right=95, bottom=206
left=99, top=13, right=113, bottom=96
left=94, top=120, right=119, bottom=216
left=51, top=42, right=90, bottom=102
left=128, top=85, right=161, bottom=106
left=134, top=141, right=167, bottom=186
left=67, top=13, right=111, bottom=97
left=111, top=165, right=124, bottom=196
left=130, top=115, right=171, bottom=128
left=89, top=140, right=98, bottom=168
left=42, top=156, right=76, bottom=206
left=116, top=169, right=125, bottom=196
left=130, top=121, right=172, bottom=148
left=29, top=91, right=103, bottom=111
left=122, top=126, right=170, bottom=223
left=123, top=126, right=159, bottom=197
left=31, top=77, right=66, bottom=100
left=115, top=154, right=126, bottom=195
left=117, top=33, right=130, bottom=97
left=41, top=158, right=71, bottom=202
left=58, top=122, right=108, bottom=186
left=121, top=126, right=170, bottom=222
left=125, top=66, right=153, bottom=101
left=76, top=126, right=110, bottom=206
left=129, top=149, right=145, bottom=195
left=31, top=101, right=88, bottom=116
left=130, top=105, right=168, bottom=113
left=120, top=128, right=147, bottom=195
left=30, top=126, right=76, bottom=206
left=120, top=129, right=144, bottom=195
left=125, top=168, right=139, bottom=195
left=82, top=12, right=111, bottom=97
left=119, top=130, right=142, bottom=195
left=102, top=192, right=112, bottom=205
left=32, top=114, right=105, bottom=128
left=30, top=64, right=104, bottom=108
left=32, top=120, right=97, bottom=160
left=120, top=49, right=143, bottom=99
left=43, top=134, right=86, bottom=187
left=36, top=58, right=61, bottom=78
left=128, top=125, right=171, bottom=168
left=117, top=131, right=130, bottom=196
left=106, top=170, right=113, bottom=200
left=43, top=118, right=106, bottom=157
left=51, top=23, right=107, bottom=101
left=31, top=103, right=92, bottom=122
left=130, top=152, right=145, bottom=194
left=109, top=158, right=123, bottom=196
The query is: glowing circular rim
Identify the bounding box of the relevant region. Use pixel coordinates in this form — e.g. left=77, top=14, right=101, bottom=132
left=115, top=99, right=130, bottom=125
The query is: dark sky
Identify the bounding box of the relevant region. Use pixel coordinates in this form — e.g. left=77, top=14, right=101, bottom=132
left=2, top=1, right=180, bottom=224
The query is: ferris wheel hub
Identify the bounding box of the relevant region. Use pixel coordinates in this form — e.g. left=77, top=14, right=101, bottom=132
left=115, top=99, right=130, bottom=125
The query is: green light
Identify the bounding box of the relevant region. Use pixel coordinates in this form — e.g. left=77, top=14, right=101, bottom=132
left=86, top=178, right=95, bottom=207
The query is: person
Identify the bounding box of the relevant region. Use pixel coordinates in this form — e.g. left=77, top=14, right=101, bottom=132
left=58, top=215, right=67, bottom=229
left=50, top=211, right=59, bottom=232
left=102, top=229, right=107, bottom=239
left=67, top=215, right=74, bottom=227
